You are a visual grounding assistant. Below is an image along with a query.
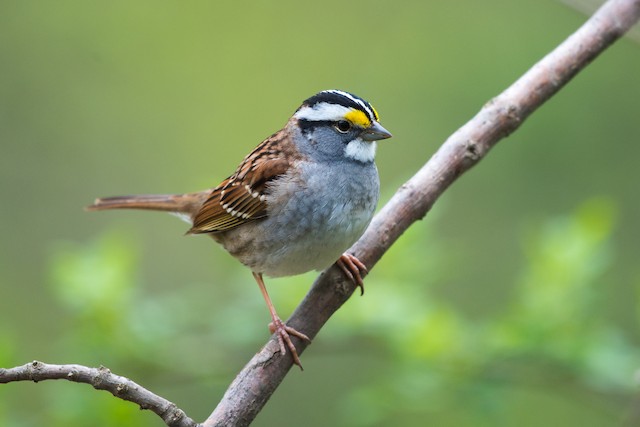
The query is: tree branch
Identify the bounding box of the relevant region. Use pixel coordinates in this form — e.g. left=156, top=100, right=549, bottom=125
left=203, top=0, right=640, bottom=426
left=1, top=1, right=638, bottom=426
left=0, top=361, right=200, bottom=427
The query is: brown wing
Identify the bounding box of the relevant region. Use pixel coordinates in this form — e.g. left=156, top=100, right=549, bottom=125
left=188, top=129, right=298, bottom=234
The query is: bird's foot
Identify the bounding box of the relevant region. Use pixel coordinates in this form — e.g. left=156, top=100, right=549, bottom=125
left=337, top=253, right=368, bottom=295
left=268, top=317, right=311, bottom=370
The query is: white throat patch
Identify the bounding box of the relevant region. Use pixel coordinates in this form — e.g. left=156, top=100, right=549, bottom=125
left=345, top=138, right=376, bottom=163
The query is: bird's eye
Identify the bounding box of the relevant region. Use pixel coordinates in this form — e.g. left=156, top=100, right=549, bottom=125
left=335, top=120, right=352, bottom=133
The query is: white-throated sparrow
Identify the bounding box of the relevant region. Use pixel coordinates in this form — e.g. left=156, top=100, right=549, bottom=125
left=87, top=90, right=391, bottom=368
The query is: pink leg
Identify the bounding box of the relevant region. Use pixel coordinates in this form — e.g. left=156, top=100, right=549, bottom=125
left=253, top=272, right=311, bottom=370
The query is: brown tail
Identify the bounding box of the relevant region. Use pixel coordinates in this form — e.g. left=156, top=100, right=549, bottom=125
left=86, top=192, right=209, bottom=218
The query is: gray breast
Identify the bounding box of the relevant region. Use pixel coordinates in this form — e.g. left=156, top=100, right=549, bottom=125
left=229, top=160, right=380, bottom=277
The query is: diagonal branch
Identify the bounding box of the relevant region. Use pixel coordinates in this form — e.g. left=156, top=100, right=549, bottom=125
left=0, top=361, right=200, bottom=427
left=203, top=0, right=640, bottom=426
left=1, top=1, right=638, bottom=426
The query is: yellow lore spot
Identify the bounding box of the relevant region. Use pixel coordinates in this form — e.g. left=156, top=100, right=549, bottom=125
left=344, top=109, right=372, bottom=128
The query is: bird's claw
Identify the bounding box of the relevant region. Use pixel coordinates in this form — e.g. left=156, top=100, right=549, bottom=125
left=337, top=253, right=368, bottom=295
left=268, top=317, right=311, bottom=370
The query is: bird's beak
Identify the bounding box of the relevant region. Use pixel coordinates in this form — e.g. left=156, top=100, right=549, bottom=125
left=361, top=122, right=392, bottom=142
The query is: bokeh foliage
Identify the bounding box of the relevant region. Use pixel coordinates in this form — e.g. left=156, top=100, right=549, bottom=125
left=2, top=1, right=640, bottom=426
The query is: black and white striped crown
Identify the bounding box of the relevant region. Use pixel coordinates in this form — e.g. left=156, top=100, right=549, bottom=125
left=294, top=90, right=380, bottom=127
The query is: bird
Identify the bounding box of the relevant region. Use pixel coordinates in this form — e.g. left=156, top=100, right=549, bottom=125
left=86, top=89, right=392, bottom=369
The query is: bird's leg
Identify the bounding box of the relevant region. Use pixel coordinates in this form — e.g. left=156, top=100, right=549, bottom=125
left=252, top=272, right=310, bottom=370
left=337, top=253, right=368, bottom=296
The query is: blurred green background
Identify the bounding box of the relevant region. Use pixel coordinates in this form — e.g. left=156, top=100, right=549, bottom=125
left=1, top=1, right=640, bottom=426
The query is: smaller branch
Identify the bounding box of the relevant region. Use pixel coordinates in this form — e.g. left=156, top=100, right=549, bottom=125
left=0, top=361, right=199, bottom=427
